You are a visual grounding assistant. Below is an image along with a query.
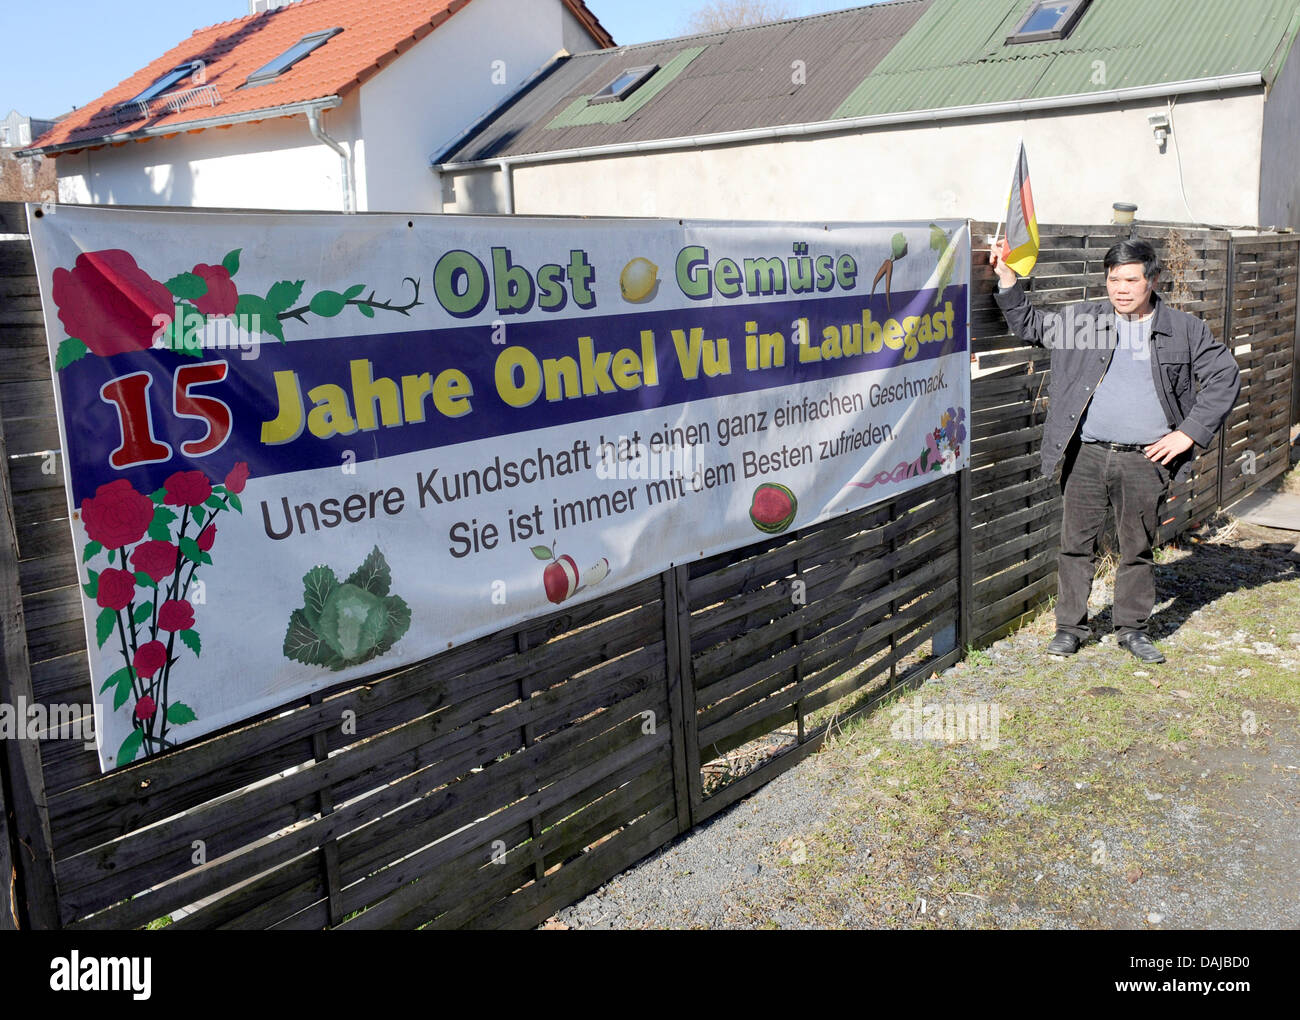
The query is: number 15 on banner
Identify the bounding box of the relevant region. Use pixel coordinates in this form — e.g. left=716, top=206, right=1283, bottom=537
left=99, top=362, right=233, bottom=469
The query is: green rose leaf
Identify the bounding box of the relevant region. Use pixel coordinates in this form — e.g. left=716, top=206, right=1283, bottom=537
left=531, top=545, right=554, bottom=560
left=96, top=607, right=116, bottom=649
left=148, top=506, right=178, bottom=541
left=166, top=702, right=198, bottom=726
left=179, top=536, right=203, bottom=565
left=204, top=494, right=225, bottom=510
left=228, top=493, right=243, bottom=514
left=55, top=338, right=89, bottom=370
left=345, top=545, right=391, bottom=597
left=222, top=248, right=241, bottom=276
left=891, top=232, right=908, bottom=262
left=356, top=302, right=375, bottom=318
left=309, top=290, right=347, bottom=318
left=99, top=665, right=132, bottom=695
left=103, top=668, right=133, bottom=712
left=166, top=272, right=209, bottom=301
left=116, top=727, right=144, bottom=767
left=179, top=629, right=201, bottom=657
left=150, top=488, right=167, bottom=503
left=302, top=565, right=339, bottom=628
left=235, top=293, right=285, bottom=343
left=107, top=548, right=116, bottom=565
left=83, top=569, right=99, bottom=599
left=133, top=602, right=153, bottom=626
left=134, top=571, right=158, bottom=589
left=82, top=540, right=102, bottom=563
left=190, top=506, right=205, bottom=527
left=343, top=284, right=366, bottom=300
left=200, top=551, right=213, bottom=566
left=266, top=279, right=305, bottom=314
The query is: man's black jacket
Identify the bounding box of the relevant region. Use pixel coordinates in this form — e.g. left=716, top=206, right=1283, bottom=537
left=994, top=280, right=1241, bottom=484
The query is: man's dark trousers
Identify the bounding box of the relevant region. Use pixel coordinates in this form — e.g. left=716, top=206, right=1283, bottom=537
left=1056, top=442, right=1171, bottom=640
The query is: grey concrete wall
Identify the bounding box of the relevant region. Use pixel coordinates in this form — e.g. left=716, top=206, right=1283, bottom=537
left=1259, top=33, right=1300, bottom=229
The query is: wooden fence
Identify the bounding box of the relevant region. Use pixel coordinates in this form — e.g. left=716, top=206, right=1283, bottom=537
left=1, top=206, right=1294, bottom=929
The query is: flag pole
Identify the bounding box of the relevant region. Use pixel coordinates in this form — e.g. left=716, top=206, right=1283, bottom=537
left=991, top=137, right=1024, bottom=252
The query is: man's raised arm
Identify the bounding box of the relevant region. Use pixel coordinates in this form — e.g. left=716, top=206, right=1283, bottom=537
left=989, top=247, right=1048, bottom=347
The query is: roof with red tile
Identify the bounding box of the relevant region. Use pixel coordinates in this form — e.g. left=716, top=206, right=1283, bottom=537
left=28, top=0, right=614, bottom=154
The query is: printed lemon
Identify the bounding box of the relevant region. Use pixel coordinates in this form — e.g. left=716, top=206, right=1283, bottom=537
left=619, top=257, right=658, bottom=302
left=749, top=482, right=798, bottom=534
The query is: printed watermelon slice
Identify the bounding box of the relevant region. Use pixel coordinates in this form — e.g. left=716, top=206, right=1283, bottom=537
left=750, top=482, right=798, bottom=534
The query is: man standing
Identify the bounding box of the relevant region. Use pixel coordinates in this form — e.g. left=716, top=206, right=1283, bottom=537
left=990, top=240, right=1240, bottom=663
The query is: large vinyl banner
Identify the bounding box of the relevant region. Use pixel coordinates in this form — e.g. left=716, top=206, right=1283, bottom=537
left=28, top=206, right=970, bottom=771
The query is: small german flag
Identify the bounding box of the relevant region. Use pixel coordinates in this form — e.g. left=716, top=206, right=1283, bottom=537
left=998, top=141, right=1039, bottom=276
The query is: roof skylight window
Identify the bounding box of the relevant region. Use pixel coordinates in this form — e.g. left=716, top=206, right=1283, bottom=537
left=588, top=65, right=658, bottom=105
left=1006, top=0, right=1091, bottom=45
left=125, top=62, right=205, bottom=105
left=244, top=28, right=342, bottom=87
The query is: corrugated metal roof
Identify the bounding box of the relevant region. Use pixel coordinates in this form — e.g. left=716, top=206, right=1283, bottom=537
left=438, top=0, right=933, bottom=162
left=439, top=0, right=1300, bottom=165
left=834, top=0, right=1300, bottom=118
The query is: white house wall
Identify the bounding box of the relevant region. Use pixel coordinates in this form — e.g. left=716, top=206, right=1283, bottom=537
left=443, top=90, right=1266, bottom=228
left=55, top=93, right=363, bottom=211
left=359, top=0, right=599, bottom=214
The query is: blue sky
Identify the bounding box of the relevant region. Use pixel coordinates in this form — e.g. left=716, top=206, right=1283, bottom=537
left=0, top=0, right=857, bottom=118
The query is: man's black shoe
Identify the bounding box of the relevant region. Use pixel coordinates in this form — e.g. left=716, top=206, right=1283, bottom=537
left=1118, top=632, right=1166, bottom=664
left=1046, top=631, right=1081, bottom=656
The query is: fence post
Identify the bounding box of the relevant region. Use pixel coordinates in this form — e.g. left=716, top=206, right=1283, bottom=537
left=1292, top=244, right=1300, bottom=429
left=307, top=690, right=345, bottom=926
left=1, top=759, right=17, bottom=928
left=1216, top=236, right=1235, bottom=508
left=0, top=415, right=61, bottom=929
left=958, top=468, right=973, bottom=653
left=660, top=565, right=696, bottom=831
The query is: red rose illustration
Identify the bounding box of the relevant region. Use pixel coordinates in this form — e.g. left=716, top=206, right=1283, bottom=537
left=133, top=641, right=167, bottom=680
left=224, top=462, right=250, bottom=494
left=197, top=524, right=216, bottom=552
left=96, top=568, right=137, bottom=611
left=130, top=540, right=179, bottom=583
left=135, top=696, right=157, bottom=721
left=81, top=479, right=154, bottom=550
left=163, top=470, right=212, bottom=508
left=158, top=599, right=195, bottom=632
left=52, top=249, right=174, bottom=358
left=190, top=263, right=238, bottom=317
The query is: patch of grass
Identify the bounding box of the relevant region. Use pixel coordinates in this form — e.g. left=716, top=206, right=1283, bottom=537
left=756, top=545, right=1300, bottom=928
left=965, top=646, right=994, bottom=668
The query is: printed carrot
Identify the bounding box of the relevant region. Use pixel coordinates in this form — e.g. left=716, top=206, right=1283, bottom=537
left=872, top=232, right=908, bottom=313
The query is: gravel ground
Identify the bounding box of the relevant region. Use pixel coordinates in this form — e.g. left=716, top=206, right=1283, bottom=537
left=546, top=471, right=1300, bottom=930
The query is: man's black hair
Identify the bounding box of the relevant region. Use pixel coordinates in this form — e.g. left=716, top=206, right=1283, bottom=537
left=1104, top=239, right=1161, bottom=280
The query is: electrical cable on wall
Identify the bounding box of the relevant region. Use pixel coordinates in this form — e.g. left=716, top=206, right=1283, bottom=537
left=1167, top=95, right=1197, bottom=223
